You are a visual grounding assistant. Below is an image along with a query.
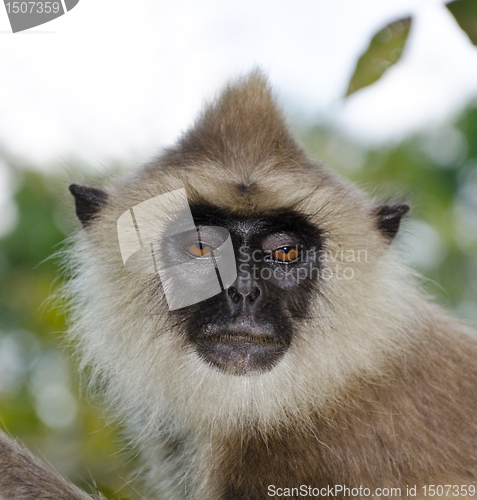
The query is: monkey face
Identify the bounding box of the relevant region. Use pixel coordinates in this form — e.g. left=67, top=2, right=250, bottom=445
left=170, top=204, right=322, bottom=376
left=67, top=72, right=412, bottom=431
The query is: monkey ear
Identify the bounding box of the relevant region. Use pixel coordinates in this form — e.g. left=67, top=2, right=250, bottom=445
left=374, top=204, right=409, bottom=240
left=69, top=184, right=108, bottom=227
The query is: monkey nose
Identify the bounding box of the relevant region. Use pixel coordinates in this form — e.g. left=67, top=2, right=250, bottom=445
left=226, top=280, right=267, bottom=309
left=227, top=285, right=259, bottom=304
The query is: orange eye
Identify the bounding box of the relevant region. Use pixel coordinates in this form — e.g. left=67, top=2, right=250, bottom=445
left=272, top=246, right=300, bottom=262
left=187, top=242, right=214, bottom=257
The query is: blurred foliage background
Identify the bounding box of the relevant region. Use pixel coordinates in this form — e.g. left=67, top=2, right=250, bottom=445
left=0, top=2, right=476, bottom=499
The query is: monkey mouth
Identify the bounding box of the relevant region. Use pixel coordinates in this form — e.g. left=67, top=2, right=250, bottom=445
left=194, top=328, right=289, bottom=375
left=200, top=333, right=286, bottom=345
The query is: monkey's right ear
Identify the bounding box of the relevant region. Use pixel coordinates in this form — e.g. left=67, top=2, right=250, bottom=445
left=69, top=184, right=108, bottom=227
left=374, top=204, right=410, bottom=240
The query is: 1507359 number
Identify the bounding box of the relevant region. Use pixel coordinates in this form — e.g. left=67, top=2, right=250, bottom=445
left=5, top=2, right=60, bottom=14
left=423, top=485, right=476, bottom=496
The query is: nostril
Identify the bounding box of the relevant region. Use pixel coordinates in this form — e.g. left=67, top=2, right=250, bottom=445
left=227, top=287, right=241, bottom=304
left=247, top=286, right=261, bottom=304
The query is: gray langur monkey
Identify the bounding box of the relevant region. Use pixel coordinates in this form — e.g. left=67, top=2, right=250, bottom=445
left=1, top=71, right=476, bottom=500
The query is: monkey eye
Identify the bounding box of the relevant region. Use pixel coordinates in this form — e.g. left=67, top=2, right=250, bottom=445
left=186, top=242, right=214, bottom=257
left=271, top=246, right=300, bottom=263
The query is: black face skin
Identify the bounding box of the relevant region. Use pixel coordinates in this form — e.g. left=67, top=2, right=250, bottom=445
left=167, top=205, right=323, bottom=376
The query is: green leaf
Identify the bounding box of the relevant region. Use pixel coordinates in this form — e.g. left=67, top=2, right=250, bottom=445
left=346, top=18, right=412, bottom=97
left=447, top=0, right=477, bottom=46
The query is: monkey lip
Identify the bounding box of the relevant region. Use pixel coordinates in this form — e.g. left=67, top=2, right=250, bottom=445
left=199, top=333, right=286, bottom=346
left=194, top=326, right=289, bottom=375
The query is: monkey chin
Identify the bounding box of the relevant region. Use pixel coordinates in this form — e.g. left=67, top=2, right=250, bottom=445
left=195, top=328, right=289, bottom=375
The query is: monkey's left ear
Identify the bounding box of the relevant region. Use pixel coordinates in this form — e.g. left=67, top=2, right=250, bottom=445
left=69, top=184, right=108, bottom=227
left=374, top=204, right=409, bottom=240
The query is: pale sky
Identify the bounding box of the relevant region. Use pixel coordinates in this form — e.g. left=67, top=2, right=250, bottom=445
left=0, top=0, right=476, bottom=170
